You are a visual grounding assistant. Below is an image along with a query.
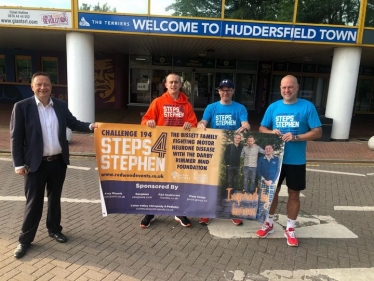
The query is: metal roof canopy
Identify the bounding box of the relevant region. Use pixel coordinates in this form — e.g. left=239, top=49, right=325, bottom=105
left=1, top=27, right=373, bottom=66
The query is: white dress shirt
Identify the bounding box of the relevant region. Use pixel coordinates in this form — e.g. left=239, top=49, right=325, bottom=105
left=35, top=96, right=62, bottom=156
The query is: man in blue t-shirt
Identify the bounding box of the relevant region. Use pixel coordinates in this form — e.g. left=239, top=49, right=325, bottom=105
left=256, top=75, right=322, bottom=247
left=197, top=79, right=250, bottom=132
left=197, top=79, right=250, bottom=226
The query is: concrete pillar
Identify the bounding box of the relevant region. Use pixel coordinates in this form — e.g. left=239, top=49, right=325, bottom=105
left=66, top=32, right=95, bottom=122
left=325, top=47, right=361, bottom=140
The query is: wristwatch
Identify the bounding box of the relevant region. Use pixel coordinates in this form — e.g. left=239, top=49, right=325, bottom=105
left=294, top=135, right=299, bottom=141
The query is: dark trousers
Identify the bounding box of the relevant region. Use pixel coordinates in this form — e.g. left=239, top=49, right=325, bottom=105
left=243, top=166, right=257, bottom=193
left=19, top=158, right=67, bottom=245
left=226, top=166, right=239, bottom=190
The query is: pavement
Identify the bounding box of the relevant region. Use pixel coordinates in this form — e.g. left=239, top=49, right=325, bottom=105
left=1, top=103, right=374, bottom=281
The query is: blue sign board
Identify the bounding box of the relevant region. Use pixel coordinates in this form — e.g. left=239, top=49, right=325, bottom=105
left=78, top=13, right=357, bottom=44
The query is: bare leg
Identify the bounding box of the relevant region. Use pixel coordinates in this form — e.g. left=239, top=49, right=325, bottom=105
left=287, top=189, right=300, bottom=220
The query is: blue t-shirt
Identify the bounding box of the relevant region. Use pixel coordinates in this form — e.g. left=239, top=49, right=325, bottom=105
left=261, top=99, right=321, bottom=165
left=202, top=101, right=248, bottom=130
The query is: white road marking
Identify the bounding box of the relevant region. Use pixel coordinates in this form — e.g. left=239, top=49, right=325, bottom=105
left=227, top=268, right=374, bottom=281
left=334, top=206, right=374, bottom=211
left=67, top=165, right=91, bottom=170
left=367, top=172, right=374, bottom=175
left=307, top=168, right=366, bottom=176
left=0, top=157, right=92, bottom=170
left=207, top=214, right=357, bottom=239
left=0, top=157, right=11, bottom=161
left=0, top=196, right=100, bottom=204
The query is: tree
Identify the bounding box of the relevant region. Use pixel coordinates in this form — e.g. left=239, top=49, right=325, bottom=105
left=166, top=0, right=294, bottom=21
left=296, top=0, right=360, bottom=26
left=166, top=0, right=361, bottom=25
left=166, top=0, right=222, bottom=17
left=80, top=2, right=117, bottom=12
left=225, top=0, right=294, bottom=22
left=366, top=0, right=374, bottom=27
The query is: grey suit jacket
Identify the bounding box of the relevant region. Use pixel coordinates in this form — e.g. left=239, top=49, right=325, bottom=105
left=10, top=97, right=92, bottom=172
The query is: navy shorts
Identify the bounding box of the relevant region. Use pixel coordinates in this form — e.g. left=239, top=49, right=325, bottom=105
left=277, top=164, right=306, bottom=191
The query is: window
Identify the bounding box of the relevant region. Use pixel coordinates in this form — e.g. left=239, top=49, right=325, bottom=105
left=41, top=57, right=59, bottom=84
left=15, top=55, right=32, bottom=83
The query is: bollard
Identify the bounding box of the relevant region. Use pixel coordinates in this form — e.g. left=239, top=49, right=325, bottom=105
left=368, top=136, right=374, bottom=151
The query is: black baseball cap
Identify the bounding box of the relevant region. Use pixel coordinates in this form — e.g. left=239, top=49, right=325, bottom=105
left=218, top=79, right=234, bottom=89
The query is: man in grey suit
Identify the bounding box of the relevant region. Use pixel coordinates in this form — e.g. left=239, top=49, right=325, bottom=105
left=10, top=72, right=97, bottom=259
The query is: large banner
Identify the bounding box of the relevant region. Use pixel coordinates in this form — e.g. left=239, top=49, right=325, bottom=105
left=0, top=8, right=71, bottom=28
left=78, top=12, right=357, bottom=44
left=95, top=123, right=284, bottom=222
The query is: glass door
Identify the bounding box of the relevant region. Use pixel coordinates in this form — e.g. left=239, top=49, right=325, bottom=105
left=193, top=72, right=214, bottom=108
left=178, top=72, right=193, bottom=101
left=151, top=69, right=171, bottom=101
left=355, top=79, right=374, bottom=112
left=299, top=76, right=315, bottom=102
left=235, top=73, right=256, bottom=110
left=175, top=71, right=215, bottom=109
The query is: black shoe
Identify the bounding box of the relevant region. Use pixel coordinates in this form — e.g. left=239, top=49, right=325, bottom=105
left=175, top=216, right=191, bottom=227
left=140, top=215, right=155, bottom=229
left=49, top=232, right=67, bottom=243
left=14, top=243, right=29, bottom=259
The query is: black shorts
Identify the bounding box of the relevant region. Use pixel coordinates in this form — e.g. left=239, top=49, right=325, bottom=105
left=277, top=164, right=306, bottom=191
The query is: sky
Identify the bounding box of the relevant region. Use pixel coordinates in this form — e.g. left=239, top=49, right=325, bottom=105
left=1, top=0, right=175, bottom=15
